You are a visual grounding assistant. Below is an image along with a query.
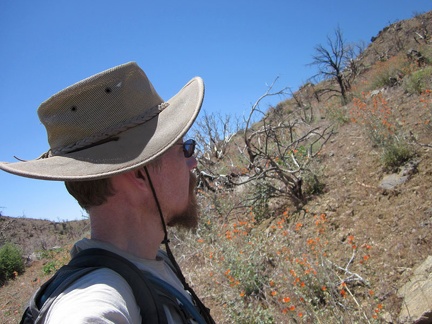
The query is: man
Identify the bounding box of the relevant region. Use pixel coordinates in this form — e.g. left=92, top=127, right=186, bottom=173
left=0, top=62, right=215, bottom=323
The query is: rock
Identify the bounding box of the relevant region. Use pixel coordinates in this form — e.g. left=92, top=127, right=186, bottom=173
left=370, top=89, right=384, bottom=97
left=379, top=173, right=409, bottom=189
left=381, top=311, right=393, bottom=323
left=407, top=48, right=427, bottom=67
left=379, top=160, right=419, bottom=189
left=24, top=252, right=38, bottom=266
left=398, top=256, right=432, bottom=323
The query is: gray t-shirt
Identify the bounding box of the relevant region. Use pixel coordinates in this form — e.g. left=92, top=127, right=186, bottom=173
left=43, top=238, right=193, bottom=323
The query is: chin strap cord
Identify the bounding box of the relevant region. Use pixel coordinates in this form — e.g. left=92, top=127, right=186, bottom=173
left=143, top=167, right=215, bottom=324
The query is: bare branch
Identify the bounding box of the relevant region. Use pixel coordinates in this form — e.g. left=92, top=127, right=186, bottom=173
left=309, top=26, right=361, bottom=105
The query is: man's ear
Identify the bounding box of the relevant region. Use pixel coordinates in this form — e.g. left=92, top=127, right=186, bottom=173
left=119, top=169, right=147, bottom=190
left=136, top=169, right=146, bottom=181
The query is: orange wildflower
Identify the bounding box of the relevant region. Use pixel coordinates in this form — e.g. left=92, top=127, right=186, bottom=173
left=295, top=223, right=303, bottom=231
left=282, top=297, right=291, bottom=303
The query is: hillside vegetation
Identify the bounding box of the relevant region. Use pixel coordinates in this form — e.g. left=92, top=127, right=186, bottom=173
left=1, top=11, right=432, bottom=323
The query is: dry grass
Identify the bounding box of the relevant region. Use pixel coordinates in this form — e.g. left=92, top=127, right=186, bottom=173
left=173, top=139, right=432, bottom=323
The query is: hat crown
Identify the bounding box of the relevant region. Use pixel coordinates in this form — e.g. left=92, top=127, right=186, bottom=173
left=38, top=62, right=163, bottom=153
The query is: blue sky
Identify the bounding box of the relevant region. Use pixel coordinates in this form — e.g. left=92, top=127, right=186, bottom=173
left=1, top=1, right=431, bottom=221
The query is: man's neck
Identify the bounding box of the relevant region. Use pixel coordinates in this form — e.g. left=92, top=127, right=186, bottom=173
left=88, top=204, right=165, bottom=260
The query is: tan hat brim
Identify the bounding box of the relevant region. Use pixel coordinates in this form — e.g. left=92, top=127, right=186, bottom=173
left=0, top=77, right=204, bottom=180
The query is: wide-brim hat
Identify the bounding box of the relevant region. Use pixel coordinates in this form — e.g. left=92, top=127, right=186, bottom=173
left=0, top=62, right=204, bottom=180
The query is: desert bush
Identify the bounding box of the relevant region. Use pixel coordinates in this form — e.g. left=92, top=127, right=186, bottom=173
left=237, top=81, right=333, bottom=208
left=350, top=92, right=414, bottom=169
left=420, top=90, right=432, bottom=135
left=191, top=111, right=239, bottom=165
left=43, top=260, right=59, bottom=275
left=326, top=104, right=350, bottom=125
left=368, top=54, right=414, bottom=90
left=288, top=83, right=320, bottom=124
left=0, top=243, right=25, bottom=285
left=248, top=181, right=273, bottom=223
left=175, top=202, right=383, bottom=323
left=403, top=66, right=432, bottom=95
left=302, top=169, right=326, bottom=196
left=381, top=141, right=413, bottom=171
left=195, top=81, right=333, bottom=211
left=38, top=246, right=69, bottom=275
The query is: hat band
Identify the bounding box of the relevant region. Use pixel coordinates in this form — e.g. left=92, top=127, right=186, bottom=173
left=45, top=102, right=170, bottom=157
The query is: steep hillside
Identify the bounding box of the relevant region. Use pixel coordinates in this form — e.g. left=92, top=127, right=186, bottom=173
left=182, top=10, right=432, bottom=323
left=0, top=216, right=89, bottom=257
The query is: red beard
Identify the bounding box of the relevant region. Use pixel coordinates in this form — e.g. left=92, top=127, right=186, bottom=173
left=166, top=172, right=199, bottom=230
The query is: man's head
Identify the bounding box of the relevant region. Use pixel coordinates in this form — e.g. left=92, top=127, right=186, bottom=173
left=0, top=62, right=204, bottom=232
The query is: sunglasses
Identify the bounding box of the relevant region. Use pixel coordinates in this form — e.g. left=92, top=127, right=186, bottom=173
left=180, top=139, right=196, bottom=158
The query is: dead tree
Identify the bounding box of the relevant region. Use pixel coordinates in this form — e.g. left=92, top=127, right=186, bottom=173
left=236, top=79, right=334, bottom=207
left=192, top=111, right=238, bottom=166
left=309, top=26, right=361, bottom=105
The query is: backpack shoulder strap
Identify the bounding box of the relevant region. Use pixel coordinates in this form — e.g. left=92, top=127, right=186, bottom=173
left=78, top=249, right=206, bottom=324
left=67, top=248, right=168, bottom=323
left=20, top=248, right=168, bottom=324
left=156, top=249, right=177, bottom=274
left=147, top=274, right=207, bottom=324
left=155, top=250, right=210, bottom=324
left=20, top=266, right=97, bottom=324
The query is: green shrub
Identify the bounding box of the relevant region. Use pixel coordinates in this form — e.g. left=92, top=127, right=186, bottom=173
left=381, top=142, right=413, bottom=171
left=0, top=243, right=25, bottom=284
left=43, top=260, right=59, bottom=275
left=371, top=68, right=401, bottom=89
left=326, top=105, right=350, bottom=125
left=368, top=54, right=410, bottom=90
left=37, top=246, right=68, bottom=275
left=403, top=66, right=432, bottom=95
left=249, top=181, right=273, bottom=223
left=303, top=170, right=325, bottom=196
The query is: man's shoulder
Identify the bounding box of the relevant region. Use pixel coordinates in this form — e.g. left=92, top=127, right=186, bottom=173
left=68, top=267, right=132, bottom=288
left=55, top=267, right=136, bottom=305
left=45, top=268, right=140, bottom=323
